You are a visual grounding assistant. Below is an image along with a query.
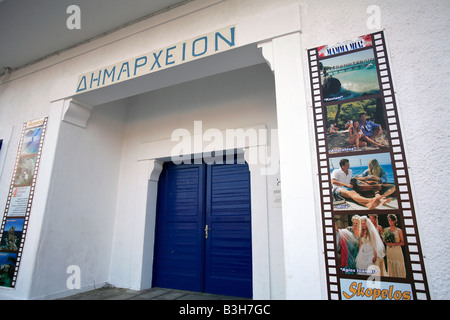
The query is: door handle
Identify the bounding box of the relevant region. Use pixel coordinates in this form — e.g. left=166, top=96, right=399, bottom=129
left=204, top=225, right=211, bottom=239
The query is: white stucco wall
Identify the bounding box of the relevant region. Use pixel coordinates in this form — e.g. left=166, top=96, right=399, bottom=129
left=297, top=0, right=450, bottom=300
left=0, top=0, right=448, bottom=299
left=28, top=100, right=126, bottom=299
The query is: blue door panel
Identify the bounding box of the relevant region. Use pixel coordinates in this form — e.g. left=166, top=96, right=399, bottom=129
left=205, top=163, right=252, bottom=298
left=152, top=163, right=205, bottom=292
left=165, top=168, right=202, bottom=218
left=153, top=222, right=203, bottom=291
left=153, top=161, right=252, bottom=298
left=206, top=221, right=252, bottom=297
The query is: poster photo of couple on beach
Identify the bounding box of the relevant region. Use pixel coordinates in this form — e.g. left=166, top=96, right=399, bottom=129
left=329, top=152, right=398, bottom=210
left=326, top=98, right=390, bottom=155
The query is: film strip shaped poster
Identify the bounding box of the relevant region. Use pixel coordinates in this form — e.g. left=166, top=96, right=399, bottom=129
left=0, top=117, right=47, bottom=288
left=307, top=31, right=430, bottom=300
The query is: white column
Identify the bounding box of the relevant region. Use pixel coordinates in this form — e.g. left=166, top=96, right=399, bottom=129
left=130, top=159, right=163, bottom=290
left=140, top=160, right=163, bottom=289
left=24, top=100, right=65, bottom=299
left=259, top=33, right=324, bottom=299
left=244, top=146, right=271, bottom=299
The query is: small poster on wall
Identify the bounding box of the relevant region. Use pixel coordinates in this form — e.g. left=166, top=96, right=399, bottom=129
left=307, top=32, right=430, bottom=300
left=7, top=186, right=31, bottom=217
left=0, top=117, right=47, bottom=288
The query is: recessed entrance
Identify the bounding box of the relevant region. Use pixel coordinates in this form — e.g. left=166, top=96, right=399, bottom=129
left=152, top=158, right=252, bottom=298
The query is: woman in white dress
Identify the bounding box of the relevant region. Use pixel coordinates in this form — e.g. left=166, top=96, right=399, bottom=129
left=356, top=216, right=386, bottom=275
left=384, top=214, right=406, bottom=278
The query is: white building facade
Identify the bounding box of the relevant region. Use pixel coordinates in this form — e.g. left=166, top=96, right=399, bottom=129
left=0, top=0, right=448, bottom=300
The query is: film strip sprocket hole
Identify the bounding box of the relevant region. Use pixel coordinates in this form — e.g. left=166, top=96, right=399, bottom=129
left=0, top=117, right=48, bottom=288
left=308, top=31, right=430, bottom=300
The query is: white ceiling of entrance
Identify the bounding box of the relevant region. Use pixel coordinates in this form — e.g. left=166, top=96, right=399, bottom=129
left=0, top=0, right=189, bottom=76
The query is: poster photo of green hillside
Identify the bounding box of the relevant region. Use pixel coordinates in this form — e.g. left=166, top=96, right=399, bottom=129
left=326, top=98, right=390, bottom=154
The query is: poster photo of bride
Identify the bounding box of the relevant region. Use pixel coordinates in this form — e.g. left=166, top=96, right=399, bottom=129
left=334, top=213, right=408, bottom=279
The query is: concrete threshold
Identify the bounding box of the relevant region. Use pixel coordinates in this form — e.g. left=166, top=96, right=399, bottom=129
left=58, top=286, right=250, bottom=300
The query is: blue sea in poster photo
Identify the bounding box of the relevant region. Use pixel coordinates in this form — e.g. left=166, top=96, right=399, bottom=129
left=330, top=153, right=394, bottom=183
left=350, top=164, right=393, bottom=182
left=321, top=49, right=380, bottom=102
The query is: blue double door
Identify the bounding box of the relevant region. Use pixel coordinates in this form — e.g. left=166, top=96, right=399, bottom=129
left=152, top=160, right=253, bottom=298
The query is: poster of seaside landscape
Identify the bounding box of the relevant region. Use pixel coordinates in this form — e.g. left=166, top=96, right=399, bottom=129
left=320, top=48, right=380, bottom=103
left=308, top=31, right=431, bottom=300
left=0, top=252, right=16, bottom=288
left=0, top=118, right=47, bottom=288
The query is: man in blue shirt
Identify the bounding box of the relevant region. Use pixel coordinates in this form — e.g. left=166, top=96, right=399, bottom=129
left=358, top=113, right=385, bottom=148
